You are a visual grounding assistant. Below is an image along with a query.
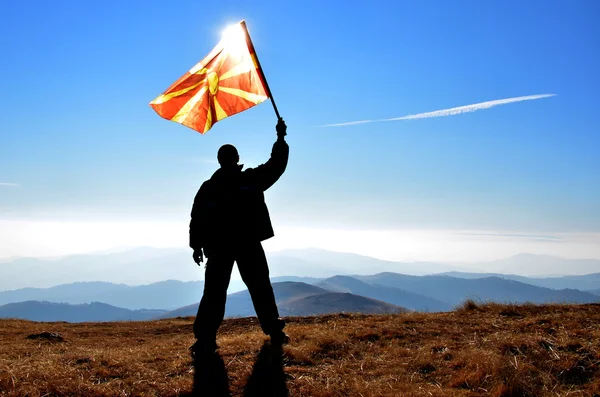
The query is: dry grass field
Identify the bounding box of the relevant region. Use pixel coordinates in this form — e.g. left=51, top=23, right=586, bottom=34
left=1, top=302, right=599, bottom=396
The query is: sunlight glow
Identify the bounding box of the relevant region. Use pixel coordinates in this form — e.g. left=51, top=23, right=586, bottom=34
left=220, top=23, right=247, bottom=56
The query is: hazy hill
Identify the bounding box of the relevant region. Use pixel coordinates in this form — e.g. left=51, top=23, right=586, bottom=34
left=439, top=271, right=600, bottom=291
left=0, top=247, right=202, bottom=289
left=318, top=275, right=450, bottom=312
left=0, top=248, right=385, bottom=289
left=0, top=301, right=165, bottom=322
left=3, top=271, right=599, bottom=321
left=343, top=269, right=600, bottom=296
left=270, top=275, right=324, bottom=284
left=159, top=281, right=331, bottom=319
left=1, top=303, right=599, bottom=396
left=0, top=247, right=475, bottom=290
left=158, top=281, right=404, bottom=319
left=225, top=282, right=334, bottom=317
left=483, top=253, right=600, bottom=276
left=0, top=278, right=327, bottom=310
left=278, top=292, right=404, bottom=316
left=153, top=303, right=200, bottom=319
left=3, top=248, right=598, bottom=291
left=269, top=248, right=474, bottom=276
left=0, top=280, right=206, bottom=310
left=355, top=273, right=600, bottom=306
left=0, top=282, right=130, bottom=306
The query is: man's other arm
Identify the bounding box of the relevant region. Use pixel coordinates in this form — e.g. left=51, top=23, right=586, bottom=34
left=189, top=183, right=208, bottom=264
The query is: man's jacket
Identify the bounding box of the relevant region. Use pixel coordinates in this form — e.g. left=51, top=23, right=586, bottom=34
left=189, top=139, right=289, bottom=256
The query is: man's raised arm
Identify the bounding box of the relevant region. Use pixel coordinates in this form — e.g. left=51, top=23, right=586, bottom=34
left=248, top=119, right=289, bottom=191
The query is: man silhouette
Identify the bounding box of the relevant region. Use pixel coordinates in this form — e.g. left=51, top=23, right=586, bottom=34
left=189, top=119, right=289, bottom=355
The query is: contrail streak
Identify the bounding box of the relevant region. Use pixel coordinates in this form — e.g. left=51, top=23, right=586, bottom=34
left=322, top=94, right=556, bottom=127
left=0, top=183, right=20, bottom=187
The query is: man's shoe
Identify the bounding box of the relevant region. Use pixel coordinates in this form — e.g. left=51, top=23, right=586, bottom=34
left=190, top=339, right=218, bottom=359
left=270, top=331, right=290, bottom=345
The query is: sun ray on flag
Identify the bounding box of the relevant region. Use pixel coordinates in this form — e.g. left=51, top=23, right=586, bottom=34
left=219, top=61, right=253, bottom=81
left=172, top=86, right=208, bottom=124
left=150, top=79, right=207, bottom=105
left=213, top=98, right=228, bottom=121
left=204, top=107, right=213, bottom=133
left=149, top=21, right=270, bottom=134
left=219, top=86, right=268, bottom=104
left=190, top=66, right=209, bottom=75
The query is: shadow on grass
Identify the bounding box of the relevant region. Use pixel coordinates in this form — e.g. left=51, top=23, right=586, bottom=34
left=244, top=341, right=289, bottom=397
left=187, top=350, right=232, bottom=397
left=182, top=340, right=289, bottom=397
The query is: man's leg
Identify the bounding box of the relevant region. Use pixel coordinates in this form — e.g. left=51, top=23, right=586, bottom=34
left=236, top=242, right=286, bottom=339
left=193, top=253, right=235, bottom=347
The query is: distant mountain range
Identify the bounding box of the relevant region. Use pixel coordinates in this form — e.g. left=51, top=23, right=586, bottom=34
left=439, top=271, right=600, bottom=291
left=3, top=247, right=598, bottom=291
left=0, top=282, right=403, bottom=322
left=0, top=280, right=204, bottom=310
left=0, top=247, right=467, bottom=289
left=158, top=281, right=404, bottom=319
left=354, top=273, right=599, bottom=307
left=280, top=292, right=404, bottom=316
left=4, top=271, right=599, bottom=312
left=0, top=301, right=164, bottom=322
left=1, top=248, right=598, bottom=322
left=0, top=277, right=340, bottom=309
left=1, top=273, right=598, bottom=322
left=318, top=275, right=450, bottom=312
left=484, top=253, right=600, bottom=276
left=267, top=249, right=478, bottom=277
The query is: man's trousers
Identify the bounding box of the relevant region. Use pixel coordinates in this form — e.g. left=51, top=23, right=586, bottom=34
left=193, top=241, right=284, bottom=341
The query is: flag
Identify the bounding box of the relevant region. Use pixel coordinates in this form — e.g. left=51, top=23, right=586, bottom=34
left=149, top=21, right=269, bottom=134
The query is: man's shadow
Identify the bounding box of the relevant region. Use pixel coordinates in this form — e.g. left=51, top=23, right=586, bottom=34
left=189, top=350, right=231, bottom=397
left=243, top=341, right=289, bottom=397
left=186, top=341, right=289, bottom=397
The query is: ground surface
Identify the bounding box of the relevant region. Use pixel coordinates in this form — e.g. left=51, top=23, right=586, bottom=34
left=1, top=302, right=599, bottom=396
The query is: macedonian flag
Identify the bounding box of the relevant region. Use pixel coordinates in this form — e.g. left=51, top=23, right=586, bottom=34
left=150, top=21, right=269, bottom=134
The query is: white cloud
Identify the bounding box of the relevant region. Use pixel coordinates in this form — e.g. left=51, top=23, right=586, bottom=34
left=322, top=94, right=556, bottom=127
left=0, top=182, right=20, bottom=187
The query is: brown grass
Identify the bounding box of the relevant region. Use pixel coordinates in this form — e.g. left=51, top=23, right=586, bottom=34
left=1, top=303, right=599, bottom=396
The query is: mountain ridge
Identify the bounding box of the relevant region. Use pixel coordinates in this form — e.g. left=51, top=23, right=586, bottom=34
left=3, top=247, right=598, bottom=290
left=3, top=274, right=598, bottom=322
left=355, top=273, right=600, bottom=306
left=156, top=281, right=404, bottom=319
left=437, top=271, right=600, bottom=291
left=318, top=275, right=450, bottom=311
left=0, top=300, right=165, bottom=322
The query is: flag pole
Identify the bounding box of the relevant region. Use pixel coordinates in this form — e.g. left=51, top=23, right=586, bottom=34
left=240, top=21, right=282, bottom=121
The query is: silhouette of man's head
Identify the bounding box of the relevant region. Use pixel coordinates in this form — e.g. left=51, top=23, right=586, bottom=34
left=217, top=144, right=239, bottom=168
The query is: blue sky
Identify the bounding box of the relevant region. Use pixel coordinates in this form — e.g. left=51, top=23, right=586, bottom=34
left=0, top=0, right=599, bottom=261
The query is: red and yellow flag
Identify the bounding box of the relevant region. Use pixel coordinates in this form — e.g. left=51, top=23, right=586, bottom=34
left=150, top=22, right=269, bottom=134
